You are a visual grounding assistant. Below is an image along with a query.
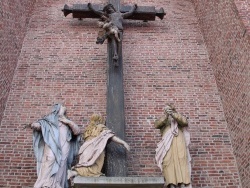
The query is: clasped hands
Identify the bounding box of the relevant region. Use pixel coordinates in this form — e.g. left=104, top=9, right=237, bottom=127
left=164, top=106, right=174, bottom=116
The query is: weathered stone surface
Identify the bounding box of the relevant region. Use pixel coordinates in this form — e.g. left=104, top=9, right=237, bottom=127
left=73, top=177, right=164, bottom=188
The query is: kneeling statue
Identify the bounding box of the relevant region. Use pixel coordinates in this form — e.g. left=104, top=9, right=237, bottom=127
left=68, top=114, right=130, bottom=178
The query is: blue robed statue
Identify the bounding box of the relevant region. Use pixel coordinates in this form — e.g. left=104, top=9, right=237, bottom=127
left=32, top=104, right=81, bottom=188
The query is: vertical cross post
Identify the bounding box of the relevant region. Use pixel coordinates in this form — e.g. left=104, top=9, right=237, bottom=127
left=104, top=0, right=127, bottom=177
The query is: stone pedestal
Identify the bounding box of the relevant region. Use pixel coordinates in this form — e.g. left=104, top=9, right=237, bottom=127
left=73, top=177, right=164, bottom=188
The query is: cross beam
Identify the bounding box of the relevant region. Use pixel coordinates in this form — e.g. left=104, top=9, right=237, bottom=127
left=62, top=0, right=165, bottom=177
left=62, top=4, right=165, bottom=21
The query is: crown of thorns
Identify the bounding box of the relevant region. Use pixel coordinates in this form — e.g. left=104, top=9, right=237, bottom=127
left=103, top=4, right=116, bottom=12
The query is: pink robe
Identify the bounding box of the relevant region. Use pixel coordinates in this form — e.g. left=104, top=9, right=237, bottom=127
left=76, top=129, right=114, bottom=167
left=74, top=124, right=114, bottom=177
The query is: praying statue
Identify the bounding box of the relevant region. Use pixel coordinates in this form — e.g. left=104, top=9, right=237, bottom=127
left=155, top=104, right=192, bottom=188
left=31, top=104, right=81, bottom=188
left=68, top=114, right=130, bottom=178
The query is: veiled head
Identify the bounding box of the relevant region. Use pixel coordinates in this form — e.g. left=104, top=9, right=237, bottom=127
left=51, top=103, right=66, bottom=117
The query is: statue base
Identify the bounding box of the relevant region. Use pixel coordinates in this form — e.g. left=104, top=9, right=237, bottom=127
left=73, top=176, right=164, bottom=188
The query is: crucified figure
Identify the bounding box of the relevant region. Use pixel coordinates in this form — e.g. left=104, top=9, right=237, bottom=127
left=88, top=3, right=137, bottom=66
left=97, top=15, right=121, bottom=43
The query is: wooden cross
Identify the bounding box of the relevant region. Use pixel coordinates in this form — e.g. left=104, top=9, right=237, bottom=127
left=62, top=0, right=165, bottom=177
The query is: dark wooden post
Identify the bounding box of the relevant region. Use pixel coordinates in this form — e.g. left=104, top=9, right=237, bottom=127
left=105, top=35, right=127, bottom=176
left=105, top=0, right=126, bottom=176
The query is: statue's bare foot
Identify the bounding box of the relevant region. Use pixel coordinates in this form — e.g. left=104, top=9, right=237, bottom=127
left=113, top=54, right=118, bottom=60
left=113, top=55, right=119, bottom=66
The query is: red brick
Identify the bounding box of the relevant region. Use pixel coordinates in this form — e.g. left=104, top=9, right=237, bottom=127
left=0, top=0, right=248, bottom=187
left=0, top=0, right=35, bottom=123
left=192, top=0, right=250, bottom=187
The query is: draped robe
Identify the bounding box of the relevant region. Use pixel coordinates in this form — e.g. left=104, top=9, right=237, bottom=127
left=74, top=124, right=114, bottom=177
left=155, top=113, right=191, bottom=187
left=33, top=104, right=80, bottom=188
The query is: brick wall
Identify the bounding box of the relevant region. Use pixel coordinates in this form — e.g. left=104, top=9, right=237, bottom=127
left=234, top=0, right=250, bottom=34
left=192, top=0, right=250, bottom=187
left=0, top=0, right=242, bottom=187
left=0, top=0, right=36, bottom=124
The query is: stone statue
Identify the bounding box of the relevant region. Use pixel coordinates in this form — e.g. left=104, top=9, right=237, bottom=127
left=67, top=114, right=130, bottom=178
left=155, top=104, right=192, bottom=188
left=31, top=104, right=81, bottom=188
left=97, top=15, right=121, bottom=43
left=88, top=3, right=137, bottom=65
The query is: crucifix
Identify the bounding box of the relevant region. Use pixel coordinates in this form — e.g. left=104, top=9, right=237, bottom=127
left=62, top=0, right=165, bottom=177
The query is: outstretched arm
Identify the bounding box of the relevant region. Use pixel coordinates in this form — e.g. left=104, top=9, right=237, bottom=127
left=88, top=3, right=104, bottom=16
left=122, top=4, right=137, bottom=18
left=111, top=136, right=130, bottom=151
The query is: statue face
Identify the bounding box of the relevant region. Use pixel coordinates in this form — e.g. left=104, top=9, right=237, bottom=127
left=107, top=7, right=115, bottom=13
left=103, top=4, right=116, bottom=14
